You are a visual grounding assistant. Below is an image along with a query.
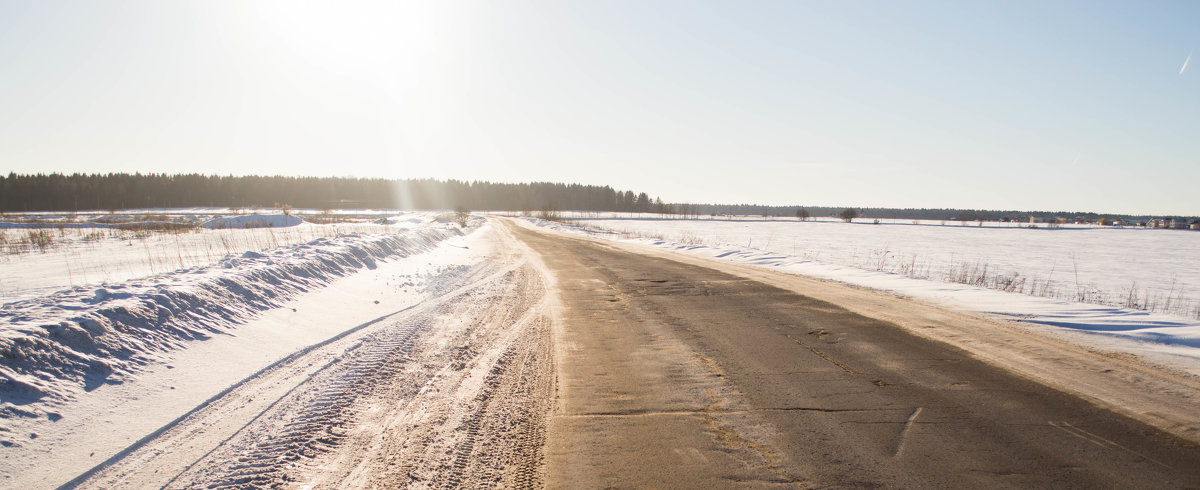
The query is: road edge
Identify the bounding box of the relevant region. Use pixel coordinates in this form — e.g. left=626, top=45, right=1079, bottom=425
left=507, top=217, right=1200, bottom=447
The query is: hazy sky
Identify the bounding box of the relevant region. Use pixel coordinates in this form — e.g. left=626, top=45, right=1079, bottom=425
left=1, top=1, right=1197, bottom=214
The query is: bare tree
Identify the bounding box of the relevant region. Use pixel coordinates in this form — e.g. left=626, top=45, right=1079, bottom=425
left=839, top=208, right=859, bottom=223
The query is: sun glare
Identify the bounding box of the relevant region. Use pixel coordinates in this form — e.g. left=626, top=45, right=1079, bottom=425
left=235, top=0, right=469, bottom=88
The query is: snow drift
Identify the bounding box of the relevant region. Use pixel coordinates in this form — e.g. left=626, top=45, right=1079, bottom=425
left=0, top=224, right=466, bottom=420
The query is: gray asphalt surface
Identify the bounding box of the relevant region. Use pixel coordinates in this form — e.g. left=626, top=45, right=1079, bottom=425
left=511, top=222, right=1200, bottom=489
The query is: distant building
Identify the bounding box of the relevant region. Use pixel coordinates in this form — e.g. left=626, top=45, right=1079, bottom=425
left=1145, top=218, right=1197, bottom=230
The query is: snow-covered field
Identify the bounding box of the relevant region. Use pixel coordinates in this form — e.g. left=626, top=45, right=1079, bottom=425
left=530, top=214, right=1200, bottom=375
left=0, top=209, right=424, bottom=303
left=0, top=210, right=489, bottom=484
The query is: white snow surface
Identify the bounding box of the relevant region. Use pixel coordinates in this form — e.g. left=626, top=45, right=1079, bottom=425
left=200, top=213, right=303, bottom=229
left=528, top=215, right=1200, bottom=376
left=3, top=212, right=492, bottom=485
left=0, top=219, right=426, bottom=304
left=0, top=213, right=482, bottom=454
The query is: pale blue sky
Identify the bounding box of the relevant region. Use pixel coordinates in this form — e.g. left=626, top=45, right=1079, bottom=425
left=1, top=1, right=1196, bottom=214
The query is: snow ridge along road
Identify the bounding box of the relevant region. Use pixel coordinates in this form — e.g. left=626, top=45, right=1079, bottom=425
left=70, top=221, right=554, bottom=488
left=1, top=222, right=466, bottom=413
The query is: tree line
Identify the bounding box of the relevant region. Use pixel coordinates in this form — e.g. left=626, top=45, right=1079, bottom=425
left=2, top=172, right=1182, bottom=222
left=684, top=203, right=1176, bottom=223
left=0, top=173, right=666, bottom=213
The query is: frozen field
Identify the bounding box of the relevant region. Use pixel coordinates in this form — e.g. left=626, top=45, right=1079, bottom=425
left=532, top=214, right=1200, bottom=375
left=560, top=214, right=1200, bottom=318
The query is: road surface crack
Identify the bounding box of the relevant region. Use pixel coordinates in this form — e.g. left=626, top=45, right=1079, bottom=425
left=786, top=334, right=857, bottom=374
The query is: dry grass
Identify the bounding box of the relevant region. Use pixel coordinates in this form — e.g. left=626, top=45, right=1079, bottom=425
left=579, top=222, right=1200, bottom=320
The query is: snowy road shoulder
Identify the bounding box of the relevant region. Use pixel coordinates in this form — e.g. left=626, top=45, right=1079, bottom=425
left=0, top=217, right=492, bottom=486
left=59, top=218, right=552, bottom=489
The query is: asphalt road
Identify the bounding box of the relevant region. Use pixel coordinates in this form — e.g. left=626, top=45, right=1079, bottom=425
left=509, top=222, right=1200, bottom=489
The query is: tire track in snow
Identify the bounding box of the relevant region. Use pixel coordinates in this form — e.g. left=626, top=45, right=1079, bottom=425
left=70, top=253, right=539, bottom=488
left=188, top=318, right=425, bottom=488
left=306, top=263, right=552, bottom=489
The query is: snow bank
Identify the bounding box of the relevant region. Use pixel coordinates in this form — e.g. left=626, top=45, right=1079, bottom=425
left=201, top=214, right=302, bottom=229
left=0, top=224, right=468, bottom=420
